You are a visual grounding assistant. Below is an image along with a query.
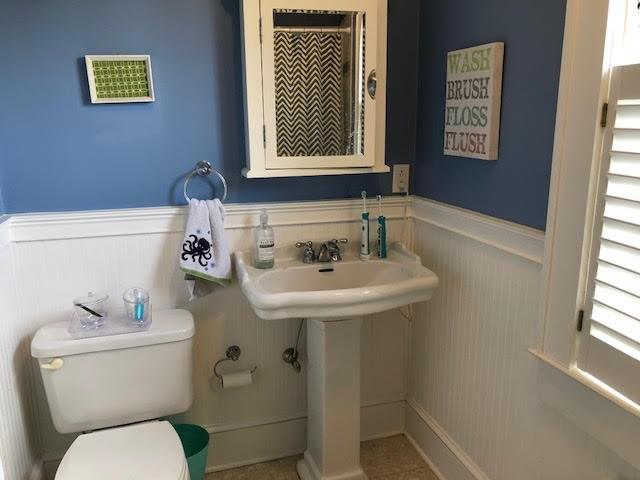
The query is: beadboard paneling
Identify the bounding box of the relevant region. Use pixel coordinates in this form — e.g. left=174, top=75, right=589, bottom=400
left=10, top=209, right=409, bottom=471
left=11, top=195, right=637, bottom=480
left=0, top=225, right=38, bottom=480
left=408, top=217, right=640, bottom=480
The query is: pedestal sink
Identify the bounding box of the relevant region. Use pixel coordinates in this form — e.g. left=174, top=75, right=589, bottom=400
left=235, top=242, right=438, bottom=480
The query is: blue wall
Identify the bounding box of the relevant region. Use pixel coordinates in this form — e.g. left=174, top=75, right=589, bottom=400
left=413, top=0, right=566, bottom=230
left=0, top=0, right=420, bottom=214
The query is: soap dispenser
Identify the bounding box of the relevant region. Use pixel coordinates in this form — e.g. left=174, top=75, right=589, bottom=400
left=253, top=209, right=275, bottom=269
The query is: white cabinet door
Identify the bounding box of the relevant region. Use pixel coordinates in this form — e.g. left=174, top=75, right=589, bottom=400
left=260, top=0, right=378, bottom=169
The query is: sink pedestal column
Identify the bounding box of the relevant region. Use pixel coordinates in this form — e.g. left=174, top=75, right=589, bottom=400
left=297, top=317, right=366, bottom=480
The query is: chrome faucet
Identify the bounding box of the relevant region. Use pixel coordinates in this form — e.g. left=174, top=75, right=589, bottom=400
left=296, top=239, right=348, bottom=263
left=318, top=239, right=348, bottom=263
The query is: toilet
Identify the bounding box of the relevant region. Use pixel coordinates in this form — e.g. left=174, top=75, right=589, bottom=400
left=31, top=309, right=195, bottom=480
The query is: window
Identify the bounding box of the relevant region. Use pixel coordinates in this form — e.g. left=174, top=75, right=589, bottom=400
left=534, top=2, right=640, bottom=467
left=578, top=64, right=640, bottom=405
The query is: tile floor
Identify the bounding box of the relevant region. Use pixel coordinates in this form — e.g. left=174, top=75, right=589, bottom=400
left=206, top=434, right=438, bottom=480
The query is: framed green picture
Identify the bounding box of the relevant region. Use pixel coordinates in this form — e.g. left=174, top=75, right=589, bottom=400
left=85, top=55, right=155, bottom=104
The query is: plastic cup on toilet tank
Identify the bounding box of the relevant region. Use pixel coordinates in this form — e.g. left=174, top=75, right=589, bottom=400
left=73, top=292, right=108, bottom=329
left=123, top=288, right=150, bottom=323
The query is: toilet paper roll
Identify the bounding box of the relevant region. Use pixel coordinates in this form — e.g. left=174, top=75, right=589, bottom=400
left=221, top=370, right=253, bottom=389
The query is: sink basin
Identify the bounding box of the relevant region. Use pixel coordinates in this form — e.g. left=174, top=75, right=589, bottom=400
left=234, top=242, right=439, bottom=320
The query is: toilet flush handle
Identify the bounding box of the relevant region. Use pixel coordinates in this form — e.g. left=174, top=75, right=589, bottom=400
left=40, top=358, right=64, bottom=370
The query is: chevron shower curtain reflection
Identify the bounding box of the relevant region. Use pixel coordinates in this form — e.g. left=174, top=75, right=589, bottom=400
left=273, top=10, right=366, bottom=158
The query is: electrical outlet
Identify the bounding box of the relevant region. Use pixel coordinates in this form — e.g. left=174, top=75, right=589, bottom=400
left=392, top=164, right=410, bottom=193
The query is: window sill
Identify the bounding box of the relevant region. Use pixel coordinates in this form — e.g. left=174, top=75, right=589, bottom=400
left=530, top=348, right=640, bottom=418
left=529, top=348, right=640, bottom=470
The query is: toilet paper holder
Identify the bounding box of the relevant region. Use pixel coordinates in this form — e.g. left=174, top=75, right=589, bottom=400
left=213, top=345, right=257, bottom=381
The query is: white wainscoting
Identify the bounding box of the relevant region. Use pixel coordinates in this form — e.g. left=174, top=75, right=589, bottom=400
left=0, top=219, right=40, bottom=480
left=5, top=196, right=640, bottom=480
left=407, top=197, right=640, bottom=480
left=5, top=197, right=410, bottom=476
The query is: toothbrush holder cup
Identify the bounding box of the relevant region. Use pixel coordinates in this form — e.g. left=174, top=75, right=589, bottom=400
left=123, top=288, right=150, bottom=323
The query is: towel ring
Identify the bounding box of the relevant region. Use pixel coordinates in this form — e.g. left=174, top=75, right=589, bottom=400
left=183, top=161, right=228, bottom=203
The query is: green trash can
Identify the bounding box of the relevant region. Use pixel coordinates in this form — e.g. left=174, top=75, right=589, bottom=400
left=173, top=424, right=209, bottom=480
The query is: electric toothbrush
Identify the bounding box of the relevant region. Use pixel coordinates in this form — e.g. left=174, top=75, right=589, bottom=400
left=360, top=191, right=371, bottom=260
left=377, top=195, right=387, bottom=258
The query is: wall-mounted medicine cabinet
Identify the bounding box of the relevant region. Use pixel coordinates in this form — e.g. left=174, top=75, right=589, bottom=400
left=240, top=0, right=388, bottom=178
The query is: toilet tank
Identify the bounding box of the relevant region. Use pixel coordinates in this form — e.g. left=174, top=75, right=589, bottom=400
left=31, top=309, right=194, bottom=434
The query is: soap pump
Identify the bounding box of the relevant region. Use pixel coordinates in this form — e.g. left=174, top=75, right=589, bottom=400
left=253, top=209, right=275, bottom=269
left=360, top=191, right=371, bottom=260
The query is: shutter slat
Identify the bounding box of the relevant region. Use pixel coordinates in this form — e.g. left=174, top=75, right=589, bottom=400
left=590, top=323, right=640, bottom=362
left=591, top=302, right=640, bottom=344
left=601, top=218, right=640, bottom=250
left=606, top=174, right=640, bottom=202
left=614, top=104, right=640, bottom=129
left=596, top=261, right=640, bottom=297
left=613, top=128, right=640, bottom=154
left=609, top=152, right=640, bottom=179
left=598, top=240, right=640, bottom=274
left=603, top=197, right=640, bottom=226
left=593, top=282, right=640, bottom=321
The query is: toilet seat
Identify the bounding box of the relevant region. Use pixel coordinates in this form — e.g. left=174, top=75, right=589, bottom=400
left=55, top=421, right=189, bottom=480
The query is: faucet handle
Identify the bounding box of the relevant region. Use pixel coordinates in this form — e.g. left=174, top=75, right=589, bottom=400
left=296, top=241, right=316, bottom=263
left=329, top=238, right=348, bottom=247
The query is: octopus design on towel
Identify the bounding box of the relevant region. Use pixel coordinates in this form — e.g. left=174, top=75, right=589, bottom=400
left=182, top=234, right=213, bottom=267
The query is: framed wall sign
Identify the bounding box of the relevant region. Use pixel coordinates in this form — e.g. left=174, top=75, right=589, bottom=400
left=444, top=42, right=504, bottom=160
left=85, top=55, right=155, bottom=104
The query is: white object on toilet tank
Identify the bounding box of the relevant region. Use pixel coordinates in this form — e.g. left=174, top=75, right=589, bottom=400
left=31, top=309, right=194, bottom=434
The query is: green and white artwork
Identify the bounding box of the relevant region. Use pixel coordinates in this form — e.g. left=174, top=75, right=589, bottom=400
left=444, top=42, right=504, bottom=160
left=85, top=55, right=155, bottom=104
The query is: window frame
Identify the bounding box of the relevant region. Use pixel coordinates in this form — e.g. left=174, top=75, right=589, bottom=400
left=533, top=0, right=640, bottom=469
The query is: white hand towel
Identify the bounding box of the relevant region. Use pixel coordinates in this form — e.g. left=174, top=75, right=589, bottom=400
left=181, top=199, right=231, bottom=299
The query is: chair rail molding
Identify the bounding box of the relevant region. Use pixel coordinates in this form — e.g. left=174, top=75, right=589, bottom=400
left=6, top=197, right=545, bottom=263
left=7, top=197, right=410, bottom=242
left=0, top=217, right=10, bottom=247
left=410, top=196, right=544, bottom=264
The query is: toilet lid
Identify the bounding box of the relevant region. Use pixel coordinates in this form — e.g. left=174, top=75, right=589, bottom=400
left=55, top=421, right=189, bottom=480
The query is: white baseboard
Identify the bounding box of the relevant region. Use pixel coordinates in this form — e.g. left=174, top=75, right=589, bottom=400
left=405, top=399, right=490, bottom=480
left=207, top=400, right=405, bottom=473
left=206, top=416, right=307, bottom=473
left=404, top=431, right=447, bottom=480
left=361, top=400, right=405, bottom=441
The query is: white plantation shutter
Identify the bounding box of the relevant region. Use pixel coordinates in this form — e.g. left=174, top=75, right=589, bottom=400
left=580, top=64, right=640, bottom=404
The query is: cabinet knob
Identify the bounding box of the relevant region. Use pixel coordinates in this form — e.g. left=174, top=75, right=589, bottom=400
left=367, top=70, right=377, bottom=99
